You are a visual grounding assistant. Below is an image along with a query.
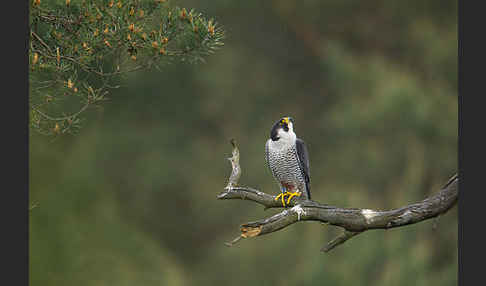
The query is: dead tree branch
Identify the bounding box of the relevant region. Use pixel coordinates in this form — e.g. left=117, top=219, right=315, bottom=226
left=217, top=140, right=458, bottom=252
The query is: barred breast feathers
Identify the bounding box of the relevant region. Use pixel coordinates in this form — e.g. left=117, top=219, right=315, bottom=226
left=266, top=139, right=303, bottom=184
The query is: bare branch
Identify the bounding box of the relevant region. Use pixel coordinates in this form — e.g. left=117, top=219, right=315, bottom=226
left=321, top=230, right=361, bottom=253
left=218, top=140, right=458, bottom=252
left=225, top=138, right=241, bottom=189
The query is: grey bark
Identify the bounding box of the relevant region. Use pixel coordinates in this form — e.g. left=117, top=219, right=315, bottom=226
left=217, top=140, right=458, bottom=252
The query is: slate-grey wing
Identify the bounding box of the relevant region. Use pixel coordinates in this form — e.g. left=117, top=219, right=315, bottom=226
left=296, top=138, right=311, bottom=199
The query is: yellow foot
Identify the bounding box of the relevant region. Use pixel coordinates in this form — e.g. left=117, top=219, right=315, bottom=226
left=286, top=191, right=302, bottom=204
left=275, top=191, right=302, bottom=206
left=275, top=192, right=287, bottom=207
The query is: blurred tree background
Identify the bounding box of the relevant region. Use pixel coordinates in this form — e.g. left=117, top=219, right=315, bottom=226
left=29, top=0, right=457, bottom=285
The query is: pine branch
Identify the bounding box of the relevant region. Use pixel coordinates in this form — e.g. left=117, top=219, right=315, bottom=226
left=29, top=0, right=224, bottom=136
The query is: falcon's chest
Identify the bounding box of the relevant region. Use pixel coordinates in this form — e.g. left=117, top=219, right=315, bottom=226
left=266, top=140, right=302, bottom=183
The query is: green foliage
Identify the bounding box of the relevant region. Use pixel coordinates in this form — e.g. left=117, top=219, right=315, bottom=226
left=29, top=0, right=224, bottom=136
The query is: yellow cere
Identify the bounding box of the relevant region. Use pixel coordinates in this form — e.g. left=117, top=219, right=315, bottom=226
left=281, top=117, right=289, bottom=125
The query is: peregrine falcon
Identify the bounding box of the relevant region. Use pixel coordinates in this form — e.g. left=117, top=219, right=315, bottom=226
left=265, top=117, right=311, bottom=206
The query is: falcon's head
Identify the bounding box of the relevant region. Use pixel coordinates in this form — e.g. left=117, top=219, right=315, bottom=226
left=270, top=116, right=296, bottom=142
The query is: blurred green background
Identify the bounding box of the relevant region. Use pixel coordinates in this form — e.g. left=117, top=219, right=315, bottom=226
left=29, top=0, right=457, bottom=285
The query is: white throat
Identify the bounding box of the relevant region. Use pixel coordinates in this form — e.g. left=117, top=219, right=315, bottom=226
left=270, top=122, right=297, bottom=150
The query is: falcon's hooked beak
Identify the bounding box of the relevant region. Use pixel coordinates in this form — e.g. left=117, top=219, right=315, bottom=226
left=270, top=116, right=294, bottom=141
